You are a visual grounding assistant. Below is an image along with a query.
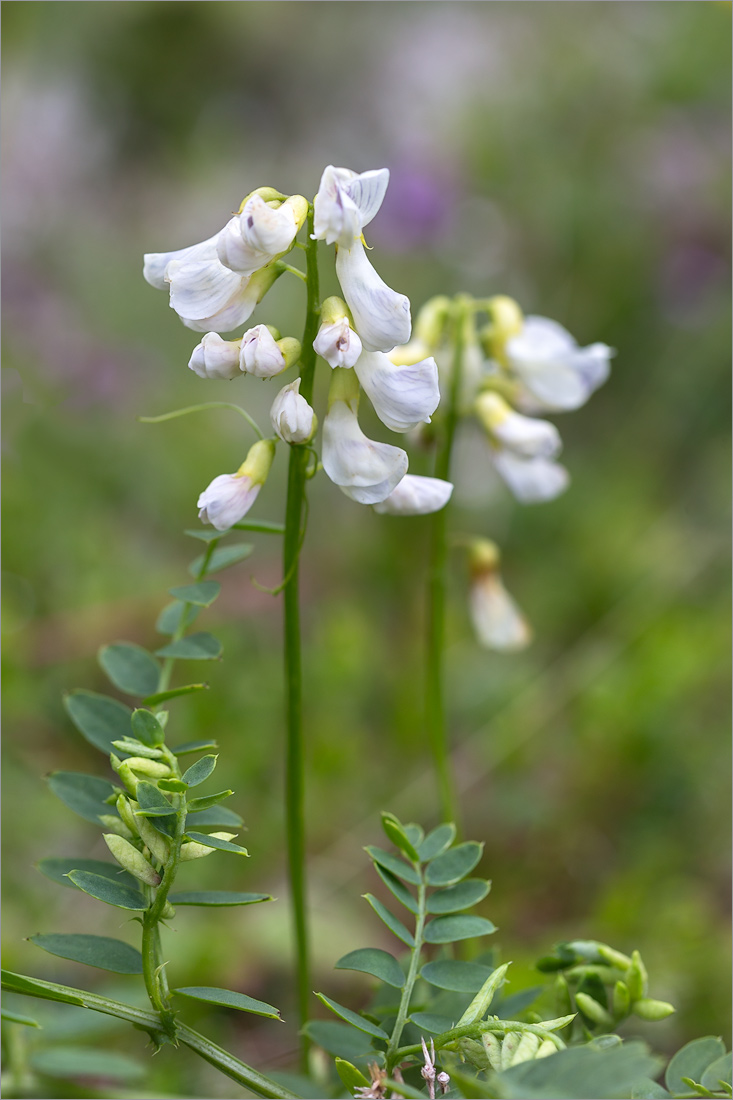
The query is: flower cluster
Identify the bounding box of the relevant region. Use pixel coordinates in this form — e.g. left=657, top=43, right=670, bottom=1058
left=143, top=168, right=452, bottom=529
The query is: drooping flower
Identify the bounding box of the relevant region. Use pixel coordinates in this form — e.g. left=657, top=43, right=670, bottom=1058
left=197, top=439, right=275, bottom=530
left=503, top=315, right=613, bottom=413
left=468, top=539, right=532, bottom=652
left=373, top=475, right=453, bottom=516
left=335, top=237, right=411, bottom=352
left=474, top=391, right=569, bottom=504
left=322, top=370, right=408, bottom=505
left=188, top=332, right=242, bottom=380
left=312, top=165, right=390, bottom=248
left=217, top=194, right=308, bottom=275
left=270, top=379, right=316, bottom=444
left=353, top=348, right=440, bottom=433
left=312, top=297, right=363, bottom=368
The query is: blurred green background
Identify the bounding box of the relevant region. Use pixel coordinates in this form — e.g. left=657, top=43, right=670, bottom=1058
left=2, top=2, right=730, bottom=1096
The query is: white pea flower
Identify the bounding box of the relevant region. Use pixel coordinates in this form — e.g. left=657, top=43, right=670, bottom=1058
left=270, top=379, right=316, bottom=444
left=197, top=440, right=275, bottom=530
left=240, top=325, right=287, bottom=379
left=354, top=349, right=440, bottom=433
left=373, top=475, right=453, bottom=516
left=505, top=315, right=613, bottom=413
left=322, top=396, right=408, bottom=505
left=491, top=451, right=570, bottom=504
left=313, top=165, right=389, bottom=248
left=217, top=194, right=307, bottom=275
left=475, top=392, right=561, bottom=459
left=188, top=332, right=242, bottom=380
left=143, top=235, right=219, bottom=290
left=336, top=236, right=411, bottom=352
left=313, top=316, right=363, bottom=369
left=468, top=540, right=532, bottom=652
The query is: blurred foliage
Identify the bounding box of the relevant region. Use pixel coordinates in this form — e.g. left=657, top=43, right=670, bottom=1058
left=2, top=2, right=730, bottom=1094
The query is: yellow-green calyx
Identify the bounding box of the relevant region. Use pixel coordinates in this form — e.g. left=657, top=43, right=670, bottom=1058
left=320, top=295, right=351, bottom=327
left=327, top=365, right=360, bottom=410
left=475, top=391, right=512, bottom=433
left=415, top=295, right=452, bottom=349
left=237, top=439, right=276, bottom=485
left=238, top=186, right=287, bottom=211
left=276, top=337, right=302, bottom=371
left=469, top=537, right=501, bottom=576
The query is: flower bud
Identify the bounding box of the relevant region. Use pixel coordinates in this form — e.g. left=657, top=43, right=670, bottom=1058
left=415, top=295, right=451, bottom=348
left=115, top=762, right=139, bottom=796
left=511, top=1033, right=540, bottom=1065
left=475, top=392, right=562, bottom=460
left=136, top=814, right=171, bottom=866
left=501, top=1032, right=522, bottom=1070
left=598, top=944, right=633, bottom=970
left=536, top=1040, right=557, bottom=1059
left=240, top=324, right=288, bottom=378
left=575, top=991, right=614, bottom=1029
left=270, top=379, right=317, bottom=444
left=188, top=332, right=243, bottom=381
left=99, top=814, right=134, bottom=839
left=103, top=833, right=161, bottom=886
left=179, top=832, right=237, bottom=862
left=632, top=998, right=675, bottom=1022
left=218, top=194, right=304, bottom=275
left=482, top=295, right=524, bottom=363
left=613, top=980, right=631, bottom=1019
left=197, top=439, right=276, bottom=530
left=161, top=901, right=176, bottom=920
left=626, top=950, right=648, bottom=1001
left=116, top=795, right=139, bottom=837
left=124, top=757, right=172, bottom=778
left=313, top=315, right=363, bottom=369
left=481, top=1032, right=502, bottom=1072
left=238, top=186, right=287, bottom=210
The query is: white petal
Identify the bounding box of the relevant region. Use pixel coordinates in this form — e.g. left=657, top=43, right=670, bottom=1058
left=143, top=234, right=219, bottom=290
left=197, top=473, right=260, bottom=530
left=188, top=332, right=242, bottom=380
left=492, top=451, right=570, bottom=504
left=240, top=325, right=286, bottom=378
left=506, top=316, right=612, bottom=412
left=354, top=349, right=439, bottom=433
left=166, top=258, right=255, bottom=333
left=270, top=379, right=315, bottom=443
left=336, top=238, right=411, bottom=352
left=313, top=318, right=363, bottom=369
left=373, top=475, right=453, bottom=515
left=477, top=394, right=562, bottom=459
left=322, top=400, right=408, bottom=504
left=313, top=165, right=362, bottom=247
left=218, top=197, right=297, bottom=274
left=470, top=573, right=532, bottom=651
left=345, top=168, right=389, bottom=228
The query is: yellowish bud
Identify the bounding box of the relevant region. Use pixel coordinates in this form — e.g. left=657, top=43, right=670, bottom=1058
left=320, top=296, right=351, bottom=327
left=124, top=757, right=172, bottom=778
left=98, top=814, right=133, bottom=839
left=468, top=537, right=501, bottom=575
left=179, top=832, right=237, bottom=862
left=482, top=295, right=524, bottom=364
left=116, top=795, right=139, bottom=837
left=103, top=833, right=161, bottom=886
left=237, top=439, right=276, bottom=486
left=136, top=814, right=170, bottom=866
left=415, top=295, right=451, bottom=348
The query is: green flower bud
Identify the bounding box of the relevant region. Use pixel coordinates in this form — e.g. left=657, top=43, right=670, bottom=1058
left=553, top=974, right=573, bottom=1017
left=481, top=1032, right=502, bottom=1072
left=482, top=295, right=524, bottom=364
left=415, top=295, right=451, bottom=349
left=103, top=834, right=160, bottom=886
left=116, top=762, right=139, bottom=796
left=98, top=814, right=133, bottom=839
left=112, top=739, right=165, bottom=760
left=320, top=295, right=351, bottom=327
left=597, top=944, right=633, bottom=970
left=457, top=963, right=510, bottom=1026
left=612, top=980, right=631, bottom=1019
left=501, top=1032, right=522, bottom=1070
left=124, top=757, right=172, bottom=778
left=179, top=832, right=237, bottom=862
left=632, top=998, right=675, bottom=1022
left=626, top=950, right=648, bottom=1002
left=161, top=901, right=176, bottom=920
left=115, top=795, right=139, bottom=837
left=238, top=186, right=287, bottom=211
left=136, top=814, right=170, bottom=866
left=536, top=1039, right=557, bottom=1059
left=575, top=991, right=615, bottom=1029
left=511, top=1032, right=540, bottom=1065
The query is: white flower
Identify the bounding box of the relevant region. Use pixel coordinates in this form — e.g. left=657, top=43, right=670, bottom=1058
left=322, top=399, right=408, bottom=505
left=217, top=194, right=306, bottom=275
left=354, top=349, right=440, bottom=433
left=313, top=165, right=389, bottom=248
left=468, top=540, right=532, bottom=652
left=475, top=392, right=561, bottom=459
left=240, top=325, right=286, bottom=379
left=143, top=235, right=219, bottom=290
left=336, top=237, right=411, bottom=352
left=373, top=475, right=453, bottom=516
left=491, top=450, right=570, bottom=504
left=270, top=379, right=316, bottom=444
left=313, top=316, right=363, bottom=369
left=505, top=316, right=613, bottom=413
left=197, top=439, right=275, bottom=530
left=188, top=332, right=242, bottom=380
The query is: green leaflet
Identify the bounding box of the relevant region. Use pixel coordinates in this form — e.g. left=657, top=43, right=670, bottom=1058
left=174, top=986, right=281, bottom=1020
left=364, top=846, right=420, bottom=885
left=425, top=841, right=484, bottom=886
left=421, top=959, right=494, bottom=992
left=424, top=914, right=497, bottom=944
left=169, top=891, right=271, bottom=906
left=363, top=894, right=415, bottom=947
left=417, top=823, right=456, bottom=862
left=189, top=543, right=254, bottom=576
left=30, top=934, right=143, bottom=975
left=63, top=691, right=132, bottom=756
left=46, top=772, right=118, bottom=826
left=155, top=632, right=223, bottom=660
left=182, top=754, right=218, bottom=787
left=168, top=580, right=221, bottom=606
left=314, top=993, right=389, bottom=1040
left=426, top=878, right=491, bottom=914
left=66, top=871, right=148, bottom=911
left=37, top=858, right=139, bottom=893
left=335, top=948, right=405, bottom=989
left=98, top=643, right=160, bottom=697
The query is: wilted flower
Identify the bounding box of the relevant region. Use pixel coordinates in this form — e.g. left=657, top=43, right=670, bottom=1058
left=373, top=475, right=453, bottom=516
left=336, top=237, right=411, bottom=352
left=217, top=193, right=308, bottom=275
left=270, top=379, right=316, bottom=444
left=197, top=439, right=275, bottom=530
left=313, top=165, right=389, bottom=248
left=322, top=371, right=408, bottom=505
left=503, top=314, right=613, bottom=413
left=468, top=539, right=532, bottom=651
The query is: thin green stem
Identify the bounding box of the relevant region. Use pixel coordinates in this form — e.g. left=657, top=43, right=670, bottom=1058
left=393, top=1017, right=567, bottom=1062
left=425, top=299, right=467, bottom=827
left=283, top=209, right=319, bottom=1068
left=387, top=866, right=427, bottom=1072
left=141, top=792, right=186, bottom=1036
left=139, top=402, right=264, bottom=441
left=278, top=262, right=308, bottom=283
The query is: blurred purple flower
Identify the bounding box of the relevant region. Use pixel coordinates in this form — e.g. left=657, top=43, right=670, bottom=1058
left=368, top=165, right=458, bottom=253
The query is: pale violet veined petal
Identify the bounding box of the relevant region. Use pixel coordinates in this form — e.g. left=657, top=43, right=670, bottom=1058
left=346, top=168, right=390, bottom=228
left=373, top=475, right=453, bottom=515
left=354, top=350, right=439, bottom=433
left=492, top=451, right=570, bottom=504
left=322, top=400, right=408, bottom=504
left=143, top=234, right=219, bottom=290
left=336, top=238, right=411, bottom=352
left=166, top=259, right=250, bottom=322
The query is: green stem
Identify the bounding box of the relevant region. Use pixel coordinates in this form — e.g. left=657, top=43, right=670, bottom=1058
left=283, top=209, right=319, bottom=1067
left=393, top=1017, right=567, bottom=1062
left=157, top=539, right=219, bottom=695
left=425, top=299, right=467, bottom=827
left=387, top=866, right=427, bottom=1072
left=139, top=402, right=264, bottom=441
left=1, top=972, right=298, bottom=1100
